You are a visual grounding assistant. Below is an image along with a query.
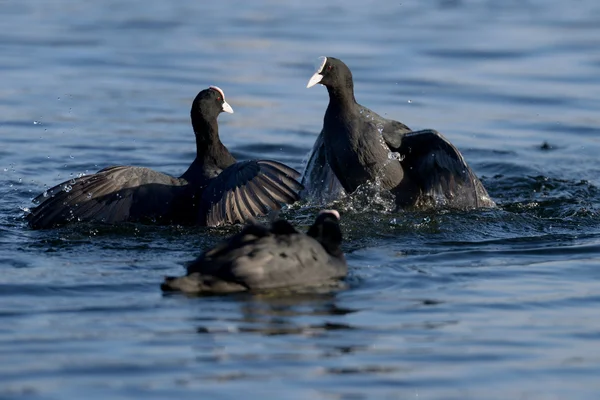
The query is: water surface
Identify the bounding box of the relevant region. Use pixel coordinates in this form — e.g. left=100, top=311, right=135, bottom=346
left=2, top=1, right=600, bottom=399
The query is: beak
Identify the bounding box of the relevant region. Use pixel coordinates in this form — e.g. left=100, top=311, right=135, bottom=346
left=319, top=209, right=340, bottom=220
left=222, top=101, right=234, bottom=114
left=306, top=73, right=323, bottom=88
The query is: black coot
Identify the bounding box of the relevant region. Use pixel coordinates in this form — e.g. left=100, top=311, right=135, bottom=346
left=304, top=56, right=494, bottom=209
left=27, top=87, right=303, bottom=229
left=161, top=210, right=347, bottom=294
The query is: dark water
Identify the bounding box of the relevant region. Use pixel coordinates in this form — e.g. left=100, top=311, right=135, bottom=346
left=2, top=1, right=600, bottom=398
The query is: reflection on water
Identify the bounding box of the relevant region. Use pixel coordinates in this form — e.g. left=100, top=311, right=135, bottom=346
left=194, top=292, right=356, bottom=336
left=1, top=0, right=600, bottom=399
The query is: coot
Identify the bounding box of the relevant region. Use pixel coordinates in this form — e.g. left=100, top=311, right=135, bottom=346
left=27, top=87, right=303, bottom=228
left=161, top=210, right=347, bottom=294
left=305, top=56, right=494, bottom=209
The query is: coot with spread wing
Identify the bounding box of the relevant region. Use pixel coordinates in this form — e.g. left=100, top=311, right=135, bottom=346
left=27, top=87, right=303, bottom=228
left=305, top=56, right=494, bottom=209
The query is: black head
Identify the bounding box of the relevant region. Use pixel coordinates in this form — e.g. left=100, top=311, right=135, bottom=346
left=191, top=86, right=234, bottom=122
left=307, top=209, right=343, bottom=258
left=306, top=57, right=353, bottom=91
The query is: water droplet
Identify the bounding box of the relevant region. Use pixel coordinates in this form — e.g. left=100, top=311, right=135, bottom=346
left=63, top=184, right=72, bottom=193
left=69, top=154, right=74, bottom=159
left=70, top=178, right=76, bottom=185
left=33, top=121, right=40, bottom=125
left=43, top=191, right=49, bottom=198
left=87, top=192, right=92, bottom=199
left=57, top=97, right=60, bottom=100
left=18, top=178, right=22, bottom=183
left=388, top=152, right=403, bottom=161
left=407, top=100, right=412, bottom=103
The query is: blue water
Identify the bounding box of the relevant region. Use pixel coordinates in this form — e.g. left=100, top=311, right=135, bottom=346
left=2, top=1, right=600, bottom=398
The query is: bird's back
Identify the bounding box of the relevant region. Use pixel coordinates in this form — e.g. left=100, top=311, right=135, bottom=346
left=196, top=231, right=345, bottom=290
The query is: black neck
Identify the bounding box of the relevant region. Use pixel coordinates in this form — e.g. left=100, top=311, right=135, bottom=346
left=307, top=222, right=344, bottom=259
left=321, top=242, right=344, bottom=259
left=191, top=117, right=221, bottom=157
left=326, top=79, right=356, bottom=110
left=180, top=116, right=236, bottom=182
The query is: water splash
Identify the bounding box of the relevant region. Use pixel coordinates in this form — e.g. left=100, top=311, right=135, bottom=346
left=333, top=176, right=396, bottom=214
left=388, top=151, right=403, bottom=161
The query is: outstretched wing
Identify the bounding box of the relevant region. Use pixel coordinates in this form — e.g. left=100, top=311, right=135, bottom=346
left=26, top=166, right=187, bottom=229
left=200, top=160, right=303, bottom=227
left=300, top=130, right=346, bottom=203
left=378, top=118, right=412, bottom=149
left=388, top=129, right=494, bottom=208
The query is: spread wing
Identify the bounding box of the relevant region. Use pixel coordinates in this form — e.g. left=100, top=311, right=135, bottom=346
left=300, top=130, right=346, bottom=203
left=378, top=118, right=412, bottom=149
left=26, top=166, right=189, bottom=229
left=200, top=160, right=303, bottom=227
left=387, top=129, right=494, bottom=208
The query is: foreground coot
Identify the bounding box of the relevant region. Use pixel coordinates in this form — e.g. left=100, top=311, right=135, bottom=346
left=27, top=87, right=303, bottom=229
left=161, top=210, right=347, bottom=294
left=305, top=56, right=494, bottom=209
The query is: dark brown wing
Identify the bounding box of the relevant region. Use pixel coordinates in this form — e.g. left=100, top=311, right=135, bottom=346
left=300, top=130, right=346, bottom=203
left=389, top=129, right=495, bottom=208
left=200, top=160, right=303, bottom=227
left=27, top=166, right=188, bottom=229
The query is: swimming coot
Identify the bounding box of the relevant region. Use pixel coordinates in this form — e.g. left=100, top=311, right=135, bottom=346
left=305, top=56, right=494, bottom=209
left=27, top=87, right=303, bottom=229
left=161, top=210, right=347, bottom=294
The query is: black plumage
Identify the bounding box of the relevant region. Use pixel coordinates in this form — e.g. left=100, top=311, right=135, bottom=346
left=161, top=210, right=347, bottom=294
left=304, top=57, right=494, bottom=209
left=27, top=86, right=303, bottom=229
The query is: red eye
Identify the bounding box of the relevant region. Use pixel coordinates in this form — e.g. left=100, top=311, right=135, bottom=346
left=217, top=97, right=221, bottom=101
left=327, top=65, right=332, bottom=71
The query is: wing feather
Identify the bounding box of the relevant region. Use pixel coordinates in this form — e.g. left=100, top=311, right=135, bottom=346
left=27, top=166, right=185, bottom=229
left=200, top=160, right=303, bottom=227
